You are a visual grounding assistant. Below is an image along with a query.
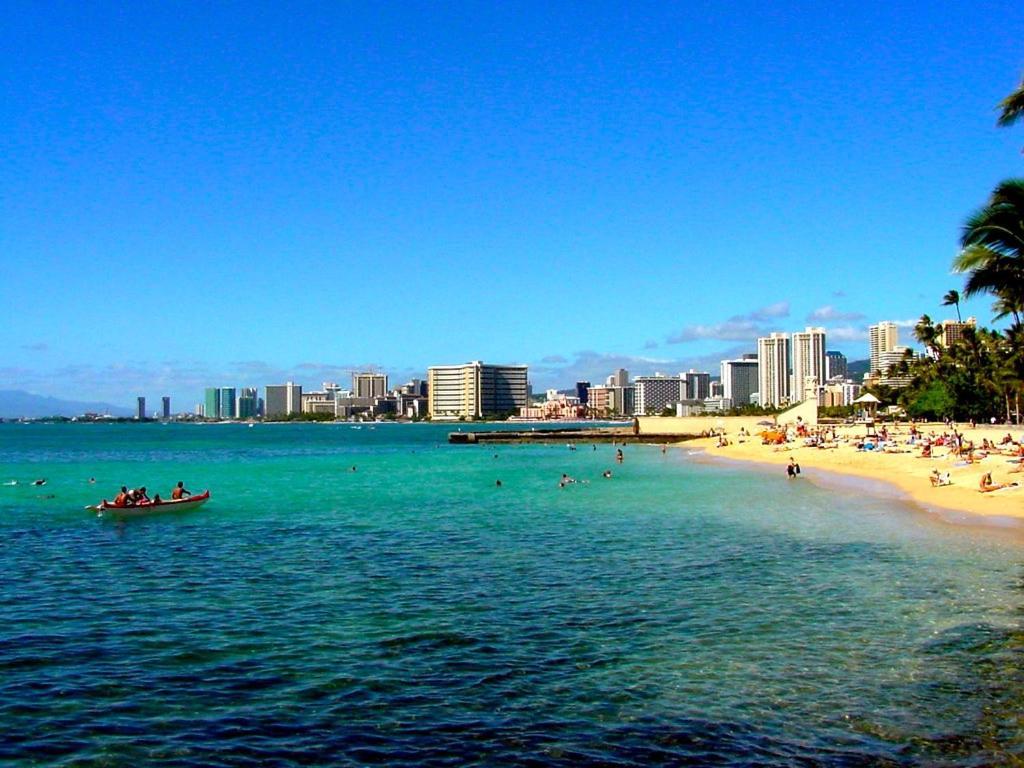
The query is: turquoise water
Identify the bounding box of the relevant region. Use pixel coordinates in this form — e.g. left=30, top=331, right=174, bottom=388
left=3, top=422, right=1024, bottom=765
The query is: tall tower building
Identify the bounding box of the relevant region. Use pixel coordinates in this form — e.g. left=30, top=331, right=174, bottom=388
left=869, top=322, right=899, bottom=376
left=204, top=387, right=220, bottom=419
left=608, top=368, right=629, bottom=387
left=219, top=387, right=237, bottom=419
left=427, top=362, right=528, bottom=420
left=161, top=396, right=171, bottom=419
left=352, top=372, right=388, bottom=399
left=791, top=327, right=827, bottom=403
left=757, top=333, right=790, bottom=408
left=265, top=382, right=302, bottom=418
left=136, top=397, right=146, bottom=420
left=684, top=370, right=711, bottom=400
left=937, top=317, right=977, bottom=349
left=720, top=355, right=759, bottom=407
left=825, top=351, right=848, bottom=380
left=237, top=387, right=258, bottom=419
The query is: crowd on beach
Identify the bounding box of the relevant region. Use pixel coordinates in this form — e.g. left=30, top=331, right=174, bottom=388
left=701, top=416, right=1024, bottom=511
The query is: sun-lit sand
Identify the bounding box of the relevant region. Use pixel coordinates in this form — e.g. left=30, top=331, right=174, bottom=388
left=686, top=422, right=1024, bottom=521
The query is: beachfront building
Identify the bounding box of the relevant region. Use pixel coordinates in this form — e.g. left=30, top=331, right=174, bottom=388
left=684, top=370, right=711, bottom=400
left=869, top=321, right=899, bottom=377
left=820, top=381, right=863, bottom=407
left=826, top=351, right=847, bottom=380
left=878, top=347, right=914, bottom=388
left=203, top=387, right=220, bottom=419
left=427, top=362, right=529, bottom=420
left=237, top=388, right=259, bottom=419
left=937, top=317, right=977, bottom=349
left=721, top=355, right=759, bottom=407
left=634, top=375, right=687, bottom=415
left=136, top=397, right=146, bottom=420
left=517, top=391, right=585, bottom=420
left=791, top=327, right=826, bottom=403
left=587, top=385, right=613, bottom=416
left=607, top=369, right=630, bottom=387
left=265, top=382, right=302, bottom=419
left=757, top=332, right=790, bottom=408
left=219, top=387, right=237, bottom=420
left=353, top=372, right=388, bottom=400
left=576, top=381, right=590, bottom=406
left=161, top=396, right=171, bottom=419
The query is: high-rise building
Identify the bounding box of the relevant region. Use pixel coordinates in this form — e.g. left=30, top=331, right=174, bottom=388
left=161, top=396, right=171, bottom=419
left=869, top=322, right=899, bottom=376
left=204, top=387, right=220, bottom=419
left=634, top=376, right=686, bottom=415
left=219, top=387, right=237, bottom=420
left=791, top=327, right=826, bottom=403
left=879, top=347, right=914, bottom=387
left=721, top=355, right=759, bottom=407
left=937, top=317, right=977, bottom=349
left=757, top=332, right=790, bottom=408
left=136, top=397, right=146, bottom=420
left=825, top=351, right=847, bottom=380
left=576, top=381, right=591, bottom=406
left=265, top=382, right=302, bottom=418
left=427, top=362, right=528, bottom=420
left=353, top=372, right=388, bottom=399
left=608, top=368, right=630, bottom=387
left=237, top=387, right=258, bottom=419
left=683, top=370, right=711, bottom=400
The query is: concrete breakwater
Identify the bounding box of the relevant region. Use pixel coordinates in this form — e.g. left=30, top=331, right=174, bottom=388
left=448, top=428, right=700, bottom=444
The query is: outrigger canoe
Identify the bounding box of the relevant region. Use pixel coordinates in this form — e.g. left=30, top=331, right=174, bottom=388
left=88, top=490, right=211, bottom=517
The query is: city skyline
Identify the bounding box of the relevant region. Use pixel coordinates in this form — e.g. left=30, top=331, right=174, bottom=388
left=3, top=3, right=1021, bottom=406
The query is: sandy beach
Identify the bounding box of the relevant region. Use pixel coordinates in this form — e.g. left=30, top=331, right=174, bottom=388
left=685, top=421, right=1024, bottom=522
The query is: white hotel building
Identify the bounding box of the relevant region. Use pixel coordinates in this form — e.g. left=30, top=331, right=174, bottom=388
left=427, top=362, right=529, bottom=420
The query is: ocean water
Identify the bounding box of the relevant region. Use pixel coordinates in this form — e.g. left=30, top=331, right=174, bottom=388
left=2, top=422, right=1024, bottom=766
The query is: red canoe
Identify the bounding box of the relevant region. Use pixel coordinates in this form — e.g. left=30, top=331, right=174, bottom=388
left=94, top=490, right=211, bottom=517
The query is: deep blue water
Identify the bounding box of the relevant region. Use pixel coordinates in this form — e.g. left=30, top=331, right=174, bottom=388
left=2, top=422, right=1024, bottom=765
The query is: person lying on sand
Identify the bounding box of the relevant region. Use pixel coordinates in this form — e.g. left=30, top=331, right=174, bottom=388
left=979, top=472, right=1019, bottom=493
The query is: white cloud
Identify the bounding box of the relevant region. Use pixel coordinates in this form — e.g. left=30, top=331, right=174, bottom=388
left=807, top=305, right=865, bottom=323
left=668, top=301, right=790, bottom=344
left=826, top=325, right=869, bottom=342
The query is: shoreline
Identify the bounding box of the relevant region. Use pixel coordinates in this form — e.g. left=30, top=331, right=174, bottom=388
left=680, top=422, right=1024, bottom=531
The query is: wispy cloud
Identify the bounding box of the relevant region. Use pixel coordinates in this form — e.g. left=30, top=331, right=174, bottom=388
left=643, top=340, right=658, bottom=350
left=826, top=325, right=869, bottom=342
left=21, top=342, right=48, bottom=352
left=540, top=354, right=568, bottom=364
left=668, top=301, right=791, bottom=343
left=807, top=305, right=866, bottom=323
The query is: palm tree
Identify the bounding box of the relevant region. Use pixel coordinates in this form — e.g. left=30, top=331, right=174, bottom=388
left=942, top=289, right=962, bottom=322
left=997, top=77, right=1024, bottom=128
left=914, top=314, right=939, bottom=358
left=953, top=179, right=1024, bottom=319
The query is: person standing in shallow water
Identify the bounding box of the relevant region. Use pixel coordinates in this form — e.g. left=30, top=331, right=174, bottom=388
left=787, top=458, right=801, bottom=479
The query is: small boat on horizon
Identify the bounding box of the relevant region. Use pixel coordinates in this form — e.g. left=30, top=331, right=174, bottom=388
left=88, top=490, right=211, bottom=518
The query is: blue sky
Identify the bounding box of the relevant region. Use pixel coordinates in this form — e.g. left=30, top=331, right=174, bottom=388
left=3, top=1, right=1023, bottom=408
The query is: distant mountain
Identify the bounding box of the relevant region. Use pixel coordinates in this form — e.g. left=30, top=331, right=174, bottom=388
left=0, top=390, right=133, bottom=419
left=847, top=359, right=870, bottom=379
